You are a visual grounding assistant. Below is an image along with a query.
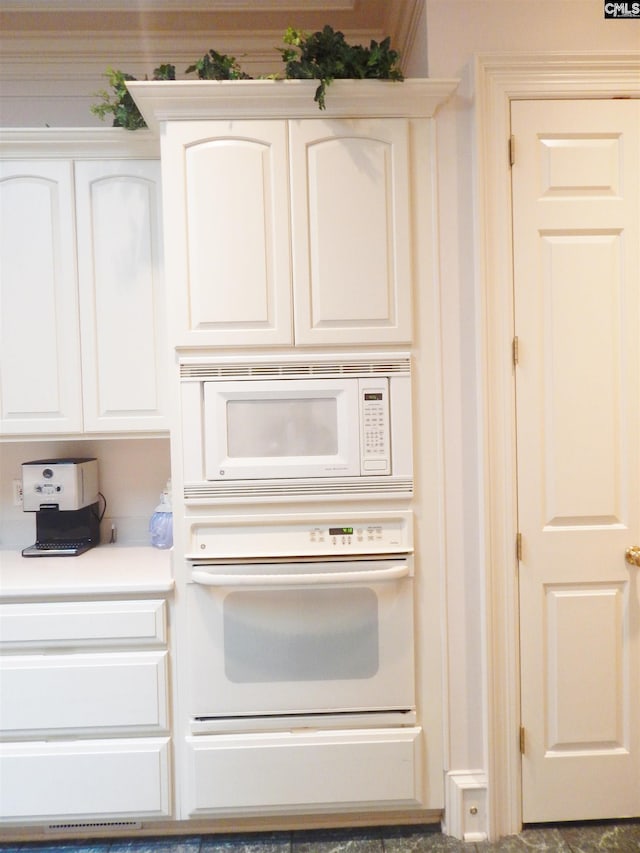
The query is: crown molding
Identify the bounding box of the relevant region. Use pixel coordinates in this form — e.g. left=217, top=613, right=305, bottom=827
left=385, top=0, right=425, bottom=69
left=0, top=28, right=396, bottom=80
left=0, top=127, right=159, bottom=158
left=127, top=78, right=458, bottom=130
left=0, top=0, right=354, bottom=10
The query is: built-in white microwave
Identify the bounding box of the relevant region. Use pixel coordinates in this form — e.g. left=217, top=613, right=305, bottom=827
left=179, top=353, right=413, bottom=503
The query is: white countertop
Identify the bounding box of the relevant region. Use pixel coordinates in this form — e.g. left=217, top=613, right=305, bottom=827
left=0, top=545, right=173, bottom=599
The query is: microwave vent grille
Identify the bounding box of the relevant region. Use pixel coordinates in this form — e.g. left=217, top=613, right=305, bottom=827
left=180, top=355, right=411, bottom=380
left=184, top=477, right=414, bottom=503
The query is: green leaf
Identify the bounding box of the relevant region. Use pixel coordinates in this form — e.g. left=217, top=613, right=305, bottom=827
left=279, top=25, right=403, bottom=109
left=90, top=67, right=147, bottom=130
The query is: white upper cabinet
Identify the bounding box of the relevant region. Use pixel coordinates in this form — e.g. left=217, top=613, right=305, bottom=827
left=0, top=136, right=168, bottom=436
left=0, top=160, right=83, bottom=434
left=125, top=79, right=463, bottom=350
left=161, top=120, right=292, bottom=347
left=160, top=115, right=411, bottom=348
left=290, top=118, right=412, bottom=345
left=75, top=160, right=167, bottom=432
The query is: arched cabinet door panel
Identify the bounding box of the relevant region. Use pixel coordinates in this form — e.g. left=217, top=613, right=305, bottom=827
left=290, top=118, right=412, bottom=346
left=160, top=120, right=293, bottom=348
left=0, top=161, right=82, bottom=434
left=75, top=160, right=168, bottom=433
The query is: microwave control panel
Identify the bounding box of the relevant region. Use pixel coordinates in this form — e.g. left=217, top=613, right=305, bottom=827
left=359, top=379, right=391, bottom=475
left=189, top=511, right=413, bottom=559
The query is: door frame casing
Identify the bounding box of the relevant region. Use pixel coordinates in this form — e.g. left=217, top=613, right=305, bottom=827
left=475, top=52, right=640, bottom=840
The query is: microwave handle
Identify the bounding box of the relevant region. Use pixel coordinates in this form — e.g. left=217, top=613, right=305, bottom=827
left=191, top=563, right=410, bottom=587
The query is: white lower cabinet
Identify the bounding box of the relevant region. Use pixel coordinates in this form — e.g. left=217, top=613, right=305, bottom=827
left=0, top=597, right=172, bottom=824
left=184, top=727, right=422, bottom=815
left=0, top=738, right=171, bottom=821
left=0, top=651, right=168, bottom=734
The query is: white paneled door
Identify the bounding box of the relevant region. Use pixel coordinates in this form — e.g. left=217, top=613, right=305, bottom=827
left=512, top=99, right=640, bottom=823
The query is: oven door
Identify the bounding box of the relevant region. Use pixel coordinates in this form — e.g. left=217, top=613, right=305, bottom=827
left=187, top=557, right=415, bottom=719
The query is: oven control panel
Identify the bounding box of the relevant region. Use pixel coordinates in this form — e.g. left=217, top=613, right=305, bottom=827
left=188, top=511, right=413, bottom=559
left=313, top=525, right=387, bottom=548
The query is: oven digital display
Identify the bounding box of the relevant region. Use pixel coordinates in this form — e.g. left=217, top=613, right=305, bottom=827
left=329, top=527, right=354, bottom=536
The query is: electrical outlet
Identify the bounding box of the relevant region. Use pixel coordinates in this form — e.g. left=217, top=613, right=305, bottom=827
left=12, top=479, right=23, bottom=507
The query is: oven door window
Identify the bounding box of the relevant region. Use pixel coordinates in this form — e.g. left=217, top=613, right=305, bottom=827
left=223, top=587, right=378, bottom=683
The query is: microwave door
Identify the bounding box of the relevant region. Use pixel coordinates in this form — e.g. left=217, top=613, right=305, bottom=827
left=203, top=379, right=361, bottom=480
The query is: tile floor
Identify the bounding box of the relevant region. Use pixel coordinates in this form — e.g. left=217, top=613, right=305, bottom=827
left=0, top=821, right=639, bottom=853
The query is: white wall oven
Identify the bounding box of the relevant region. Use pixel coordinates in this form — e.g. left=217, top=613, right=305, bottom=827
left=179, top=353, right=413, bottom=503
left=185, top=511, right=416, bottom=729
left=181, top=507, right=423, bottom=814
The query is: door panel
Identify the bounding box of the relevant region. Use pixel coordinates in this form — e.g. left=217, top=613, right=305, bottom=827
left=512, top=99, right=640, bottom=823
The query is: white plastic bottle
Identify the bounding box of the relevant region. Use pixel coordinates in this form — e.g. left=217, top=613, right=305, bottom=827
left=149, top=480, right=173, bottom=549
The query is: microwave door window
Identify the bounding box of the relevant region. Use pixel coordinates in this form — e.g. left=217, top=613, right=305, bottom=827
left=227, top=398, right=339, bottom=458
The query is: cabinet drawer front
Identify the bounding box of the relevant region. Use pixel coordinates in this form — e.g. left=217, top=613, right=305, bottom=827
left=0, top=651, right=168, bottom=734
left=185, top=727, right=422, bottom=815
left=0, top=599, right=166, bottom=648
left=0, top=738, right=171, bottom=822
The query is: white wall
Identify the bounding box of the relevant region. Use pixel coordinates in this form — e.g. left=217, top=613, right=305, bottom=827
left=427, top=0, right=640, bottom=797
left=427, top=0, right=640, bottom=77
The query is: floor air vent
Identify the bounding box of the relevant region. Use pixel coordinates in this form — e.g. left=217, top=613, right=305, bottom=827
left=46, top=820, right=142, bottom=833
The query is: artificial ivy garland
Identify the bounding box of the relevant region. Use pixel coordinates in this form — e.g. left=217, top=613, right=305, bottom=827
left=90, top=25, right=404, bottom=129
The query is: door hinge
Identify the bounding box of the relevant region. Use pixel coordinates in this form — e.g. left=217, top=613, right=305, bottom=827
left=516, top=532, right=522, bottom=561
left=512, top=336, right=519, bottom=366
left=520, top=725, right=526, bottom=754
left=509, top=134, right=515, bottom=167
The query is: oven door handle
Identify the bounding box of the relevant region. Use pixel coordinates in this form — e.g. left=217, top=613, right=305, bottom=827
left=191, top=563, right=410, bottom=587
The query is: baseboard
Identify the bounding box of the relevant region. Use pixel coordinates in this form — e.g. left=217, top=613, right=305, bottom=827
left=0, top=809, right=442, bottom=844
left=443, top=770, right=488, bottom=842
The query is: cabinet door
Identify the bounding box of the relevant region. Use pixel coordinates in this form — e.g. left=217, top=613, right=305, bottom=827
left=290, top=119, right=413, bottom=345
left=0, top=160, right=82, bottom=434
left=161, top=120, right=292, bottom=347
left=75, top=160, right=168, bottom=432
